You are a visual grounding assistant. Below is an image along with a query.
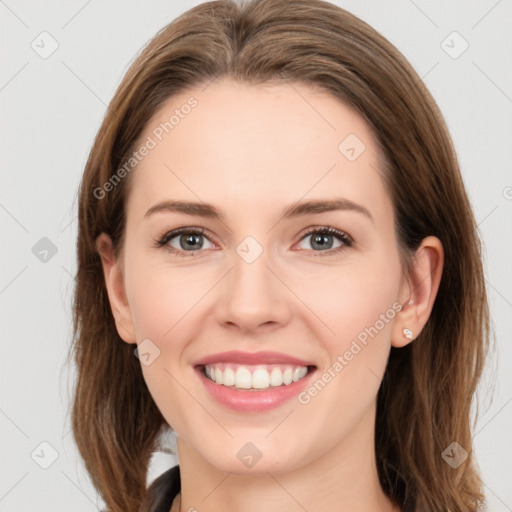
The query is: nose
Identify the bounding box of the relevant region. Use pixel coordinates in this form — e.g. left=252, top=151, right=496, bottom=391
left=215, top=244, right=292, bottom=334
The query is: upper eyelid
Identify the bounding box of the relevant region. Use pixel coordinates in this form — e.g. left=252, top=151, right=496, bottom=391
left=158, top=225, right=352, bottom=249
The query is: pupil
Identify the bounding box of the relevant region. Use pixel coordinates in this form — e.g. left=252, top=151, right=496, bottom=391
left=182, top=233, right=202, bottom=250
left=312, top=233, right=332, bottom=250
left=178, top=232, right=334, bottom=252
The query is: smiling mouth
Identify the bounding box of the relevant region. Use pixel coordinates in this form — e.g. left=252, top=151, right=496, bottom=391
left=198, top=363, right=316, bottom=391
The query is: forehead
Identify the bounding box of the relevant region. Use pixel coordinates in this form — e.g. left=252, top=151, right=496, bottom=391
left=126, top=78, right=390, bottom=221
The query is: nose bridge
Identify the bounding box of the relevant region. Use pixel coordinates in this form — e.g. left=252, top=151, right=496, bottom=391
left=232, top=234, right=276, bottom=303
left=217, top=233, right=289, bottom=330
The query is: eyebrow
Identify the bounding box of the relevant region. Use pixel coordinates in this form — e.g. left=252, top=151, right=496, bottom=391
left=144, top=197, right=373, bottom=223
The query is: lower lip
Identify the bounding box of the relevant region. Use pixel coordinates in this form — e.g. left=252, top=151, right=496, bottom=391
left=196, top=367, right=316, bottom=412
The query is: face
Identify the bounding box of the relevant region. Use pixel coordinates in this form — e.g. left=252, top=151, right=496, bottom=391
left=102, top=78, right=413, bottom=476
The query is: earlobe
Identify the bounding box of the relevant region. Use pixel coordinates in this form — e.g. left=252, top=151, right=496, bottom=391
left=95, top=233, right=137, bottom=344
left=392, top=236, right=444, bottom=348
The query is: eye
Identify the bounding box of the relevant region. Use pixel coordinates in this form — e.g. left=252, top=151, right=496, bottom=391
left=154, top=227, right=216, bottom=257
left=295, top=226, right=353, bottom=257
left=154, top=225, right=353, bottom=258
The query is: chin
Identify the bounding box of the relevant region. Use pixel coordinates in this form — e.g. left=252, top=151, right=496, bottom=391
left=197, top=437, right=310, bottom=476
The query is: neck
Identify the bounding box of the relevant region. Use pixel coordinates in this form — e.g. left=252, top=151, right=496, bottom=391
left=173, top=405, right=400, bottom=512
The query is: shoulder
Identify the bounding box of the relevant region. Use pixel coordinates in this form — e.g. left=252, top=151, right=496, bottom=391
left=144, top=465, right=181, bottom=512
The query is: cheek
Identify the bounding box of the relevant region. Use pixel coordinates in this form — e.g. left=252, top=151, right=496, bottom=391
left=125, top=261, right=203, bottom=428
left=126, top=257, right=211, bottom=341
left=293, top=255, right=401, bottom=409
left=292, top=255, right=401, bottom=347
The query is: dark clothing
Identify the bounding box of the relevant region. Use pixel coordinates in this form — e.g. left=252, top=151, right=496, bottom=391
left=147, top=465, right=181, bottom=512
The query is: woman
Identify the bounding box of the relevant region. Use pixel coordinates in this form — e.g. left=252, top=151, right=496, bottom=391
left=70, top=0, right=490, bottom=510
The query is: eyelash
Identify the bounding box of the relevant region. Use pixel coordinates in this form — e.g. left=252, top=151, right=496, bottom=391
left=153, top=226, right=353, bottom=258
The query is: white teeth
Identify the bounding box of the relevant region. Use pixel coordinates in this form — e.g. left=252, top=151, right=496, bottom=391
left=283, top=368, right=293, bottom=385
left=204, top=364, right=310, bottom=390
left=235, top=367, right=252, bottom=389
left=293, top=367, right=307, bottom=382
left=252, top=368, right=270, bottom=389
left=270, top=367, right=283, bottom=386
left=223, top=367, right=235, bottom=386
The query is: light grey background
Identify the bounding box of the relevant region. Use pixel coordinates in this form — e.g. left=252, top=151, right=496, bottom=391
left=1, top=1, right=511, bottom=510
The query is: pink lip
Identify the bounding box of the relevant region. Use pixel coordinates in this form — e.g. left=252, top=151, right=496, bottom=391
left=196, top=368, right=316, bottom=412
left=192, top=350, right=315, bottom=367
left=193, top=351, right=317, bottom=413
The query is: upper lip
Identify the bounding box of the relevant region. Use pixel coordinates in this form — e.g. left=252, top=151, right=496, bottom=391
left=192, top=350, right=315, bottom=367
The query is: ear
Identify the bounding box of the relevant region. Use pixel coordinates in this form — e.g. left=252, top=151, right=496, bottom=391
left=95, top=232, right=137, bottom=344
left=392, top=236, right=444, bottom=348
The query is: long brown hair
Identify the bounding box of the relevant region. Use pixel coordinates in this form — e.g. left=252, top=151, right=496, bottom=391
left=68, top=0, right=491, bottom=510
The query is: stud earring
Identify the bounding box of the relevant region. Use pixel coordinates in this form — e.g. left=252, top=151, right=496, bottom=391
left=403, top=328, right=413, bottom=339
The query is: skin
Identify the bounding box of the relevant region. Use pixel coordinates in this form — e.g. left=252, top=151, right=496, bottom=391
left=97, top=78, right=443, bottom=512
